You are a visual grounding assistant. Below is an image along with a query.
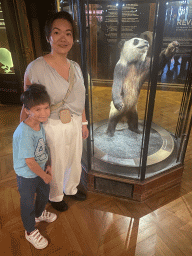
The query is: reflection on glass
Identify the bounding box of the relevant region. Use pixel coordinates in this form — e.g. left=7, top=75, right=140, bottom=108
left=161, top=0, right=192, bottom=83
left=147, top=0, right=191, bottom=177
left=152, top=0, right=192, bottom=134
left=0, top=2, right=15, bottom=74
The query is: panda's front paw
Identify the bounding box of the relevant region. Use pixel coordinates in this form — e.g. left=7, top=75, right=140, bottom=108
left=114, top=102, right=124, bottom=111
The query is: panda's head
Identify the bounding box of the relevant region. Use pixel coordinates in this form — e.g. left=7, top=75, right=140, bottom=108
left=120, top=38, right=149, bottom=65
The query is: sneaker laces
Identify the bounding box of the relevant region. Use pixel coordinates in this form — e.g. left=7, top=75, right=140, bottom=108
left=30, top=229, right=44, bottom=242
left=40, top=210, right=51, bottom=219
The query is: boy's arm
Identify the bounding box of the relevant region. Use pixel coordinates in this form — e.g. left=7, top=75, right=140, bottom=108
left=25, top=158, right=52, bottom=184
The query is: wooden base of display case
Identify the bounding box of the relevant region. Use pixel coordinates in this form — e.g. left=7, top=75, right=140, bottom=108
left=81, top=165, right=184, bottom=201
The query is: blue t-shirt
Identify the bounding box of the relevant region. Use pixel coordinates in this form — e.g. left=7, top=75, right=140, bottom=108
left=13, top=122, right=48, bottom=178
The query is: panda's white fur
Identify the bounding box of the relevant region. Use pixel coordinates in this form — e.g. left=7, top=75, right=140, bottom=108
left=107, top=37, right=150, bottom=136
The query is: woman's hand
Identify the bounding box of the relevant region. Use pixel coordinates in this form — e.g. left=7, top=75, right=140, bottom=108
left=43, top=173, right=52, bottom=184
left=82, top=125, right=89, bottom=139
left=82, top=109, right=89, bottom=139
left=46, top=165, right=52, bottom=175
left=44, top=165, right=52, bottom=184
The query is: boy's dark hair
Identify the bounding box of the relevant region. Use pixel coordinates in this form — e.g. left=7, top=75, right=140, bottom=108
left=20, top=84, right=51, bottom=110
left=45, top=11, right=76, bottom=41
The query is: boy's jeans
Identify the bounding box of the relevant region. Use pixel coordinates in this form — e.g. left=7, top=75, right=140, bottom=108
left=16, top=175, right=50, bottom=233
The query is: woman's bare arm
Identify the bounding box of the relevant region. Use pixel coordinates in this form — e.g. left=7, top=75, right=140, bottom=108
left=82, top=108, right=89, bottom=139
left=20, top=73, right=32, bottom=122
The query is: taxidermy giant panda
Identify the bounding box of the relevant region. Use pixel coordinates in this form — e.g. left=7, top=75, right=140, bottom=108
left=106, top=37, right=179, bottom=137
left=106, top=37, right=150, bottom=136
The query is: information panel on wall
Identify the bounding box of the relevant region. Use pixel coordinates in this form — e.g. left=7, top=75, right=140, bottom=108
left=104, top=3, right=150, bottom=43
left=87, top=2, right=150, bottom=44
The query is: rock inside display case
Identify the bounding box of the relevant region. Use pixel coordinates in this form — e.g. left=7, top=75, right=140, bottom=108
left=60, top=0, right=192, bottom=201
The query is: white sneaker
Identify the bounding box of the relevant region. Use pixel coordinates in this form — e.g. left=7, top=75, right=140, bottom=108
left=35, top=210, right=57, bottom=223
left=25, top=229, right=48, bottom=249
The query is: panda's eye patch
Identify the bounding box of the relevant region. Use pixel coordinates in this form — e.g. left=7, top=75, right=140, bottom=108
left=133, top=39, right=139, bottom=45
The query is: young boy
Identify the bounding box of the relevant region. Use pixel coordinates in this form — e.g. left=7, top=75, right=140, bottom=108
left=13, top=84, right=57, bottom=249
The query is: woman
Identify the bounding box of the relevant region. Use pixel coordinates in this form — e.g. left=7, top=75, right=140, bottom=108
left=20, top=11, right=89, bottom=212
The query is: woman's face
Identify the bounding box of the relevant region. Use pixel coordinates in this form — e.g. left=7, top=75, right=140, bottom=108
left=48, top=18, right=73, bottom=56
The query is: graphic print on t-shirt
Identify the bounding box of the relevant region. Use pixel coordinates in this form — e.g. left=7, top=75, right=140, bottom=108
left=35, top=138, right=47, bottom=162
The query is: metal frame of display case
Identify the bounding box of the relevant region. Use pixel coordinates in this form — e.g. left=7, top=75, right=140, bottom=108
left=74, top=0, right=192, bottom=201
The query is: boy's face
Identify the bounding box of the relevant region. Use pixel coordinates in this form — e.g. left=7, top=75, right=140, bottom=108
left=26, top=103, right=50, bottom=124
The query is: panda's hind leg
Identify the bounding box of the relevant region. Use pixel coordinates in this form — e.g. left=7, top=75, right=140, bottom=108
left=107, top=114, right=123, bottom=137
left=107, top=101, right=125, bottom=137
left=126, top=109, right=141, bottom=134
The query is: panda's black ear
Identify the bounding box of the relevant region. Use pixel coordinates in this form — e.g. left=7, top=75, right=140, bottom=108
left=140, top=31, right=153, bottom=44
left=118, top=39, right=126, bottom=49
left=144, top=35, right=148, bottom=40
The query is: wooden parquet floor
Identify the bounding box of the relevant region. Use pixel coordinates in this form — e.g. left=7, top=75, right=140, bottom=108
left=0, top=87, right=192, bottom=255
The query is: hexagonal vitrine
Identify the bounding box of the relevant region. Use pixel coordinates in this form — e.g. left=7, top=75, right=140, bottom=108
left=59, top=0, right=192, bottom=201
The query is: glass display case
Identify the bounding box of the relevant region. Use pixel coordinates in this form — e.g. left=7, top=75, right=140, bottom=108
left=61, top=0, right=192, bottom=200
left=0, top=0, right=34, bottom=104
left=0, top=4, right=14, bottom=75
left=0, top=1, right=17, bottom=103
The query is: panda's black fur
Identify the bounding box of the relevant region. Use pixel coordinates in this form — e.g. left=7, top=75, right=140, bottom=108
left=107, top=37, right=150, bottom=137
